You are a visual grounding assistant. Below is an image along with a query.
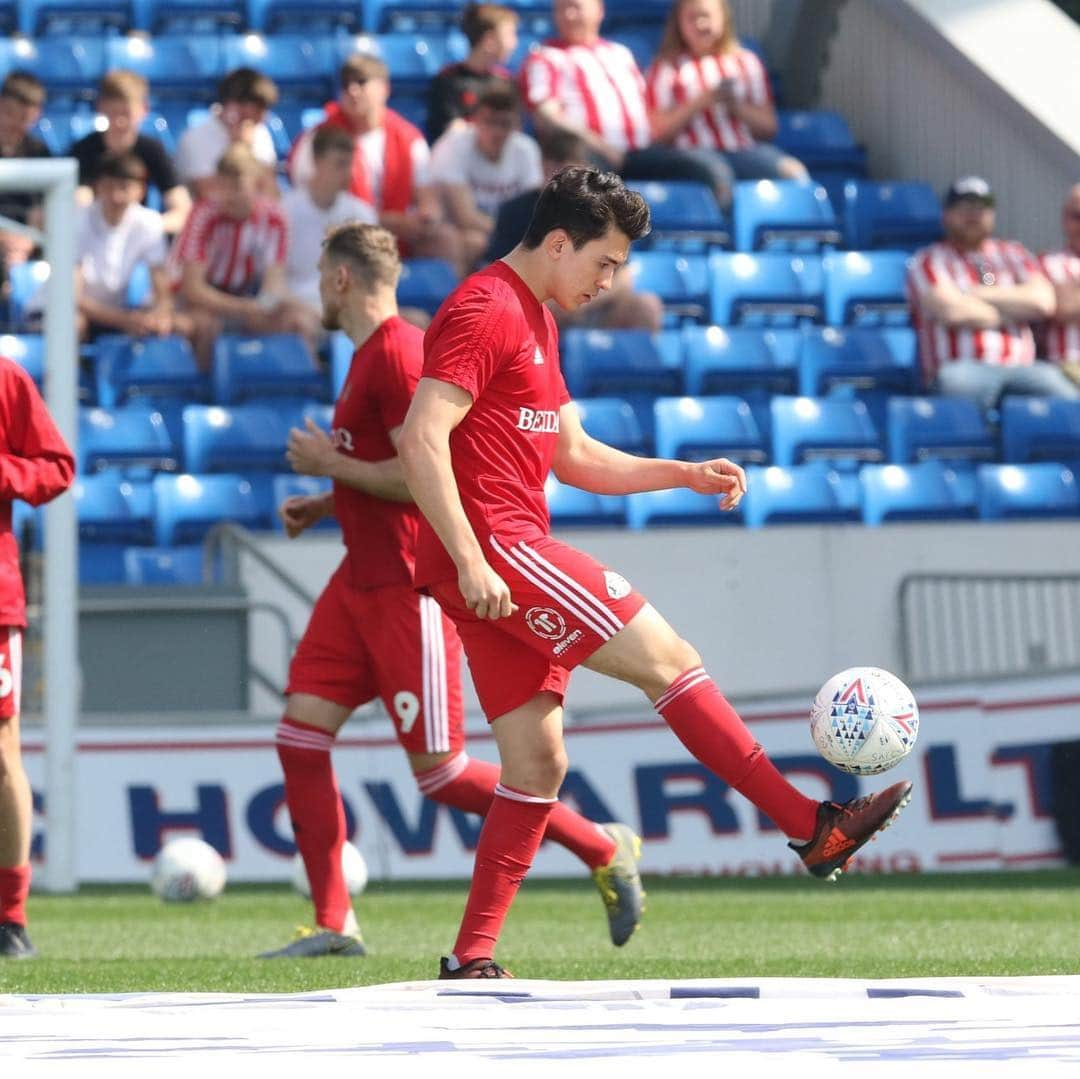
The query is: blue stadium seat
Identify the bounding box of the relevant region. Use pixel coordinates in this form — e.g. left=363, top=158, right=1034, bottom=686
left=328, top=332, right=354, bottom=399
left=571, top=398, right=646, bottom=454
left=544, top=476, right=626, bottom=527
left=249, top=0, right=361, bottom=32
left=367, top=0, right=505, bottom=32
left=124, top=261, right=152, bottom=309
left=627, top=252, right=710, bottom=320
left=153, top=473, right=267, bottom=544
left=300, top=402, right=333, bottom=432
left=105, top=35, right=226, bottom=101
left=822, top=251, right=911, bottom=326
left=977, top=463, right=1080, bottom=520
left=708, top=252, right=823, bottom=326
left=141, top=0, right=244, bottom=32
left=1, top=334, right=44, bottom=383
left=860, top=461, right=977, bottom=525
left=681, top=325, right=799, bottom=396
left=732, top=180, right=841, bottom=252
left=6, top=261, right=49, bottom=329
left=122, top=545, right=206, bottom=585
left=222, top=34, right=336, bottom=103
left=628, top=181, right=729, bottom=250
left=770, top=396, right=883, bottom=467
left=626, top=487, right=737, bottom=529
left=74, top=471, right=155, bottom=544
left=775, top=110, right=867, bottom=175
left=1000, top=397, right=1080, bottom=464
left=0, top=3, right=16, bottom=33
left=742, top=462, right=862, bottom=527
left=607, top=25, right=664, bottom=69
left=397, top=258, right=458, bottom=313
left=11, top=500, right=39, bottom=548
left=95, top=335, right=208, bottom=408
left=272, top=474, right=335, bottom=531
left=23, top=0, right=131, bottom=37
left=212, top=334, right=325, bottom=405
left=797, top=326, right=918, bottom=397
left=19, top=37, right=104, bottom=103
left=886, top=396, right=995, bottom=463
left=842, top=180, right=942, bottom=251
left=182, top=404, right=297, bottom=473
left=560, top=329, right=683, bottom=398
left=79, top=405, right=178, bottom=474
left=653, top=396, right=767, bottom=463
left=338, top=33, right=467, bottom=93
left=599, top=0, right=669, bottom=32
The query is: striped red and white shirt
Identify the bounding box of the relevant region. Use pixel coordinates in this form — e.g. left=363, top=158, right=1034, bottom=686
left=1038, top=249, right=1080, bottom=363
left=907, top=239, right=1043, bottom=384
left=170, top=197, right=288, bottom=296
left=645, top=46, right=772, bottom=152
left=520, top=38, right=651, bottom=153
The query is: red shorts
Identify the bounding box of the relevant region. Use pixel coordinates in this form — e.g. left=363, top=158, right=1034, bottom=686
left=430, top=533, right=646, bottom=721
left=286, top=568, right=464, bottom=755
left=0, top=627, right=21, bottom=721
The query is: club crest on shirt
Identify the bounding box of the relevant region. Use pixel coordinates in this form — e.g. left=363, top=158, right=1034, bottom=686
left=533, top=346, right=544, bottom=365
left=603, top=571, right=632, bottom=600
left=525, top=606, right=566, bottom=641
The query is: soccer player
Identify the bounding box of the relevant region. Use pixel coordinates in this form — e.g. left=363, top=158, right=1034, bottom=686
left=0, top=356, right=76, bottom=958
left=397, top=166, right=914, bottom=979
left=259, top=222, right=644, bottom=959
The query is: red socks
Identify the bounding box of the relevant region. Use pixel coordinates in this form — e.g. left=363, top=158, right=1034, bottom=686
left=656, top=667, right=820, bottom=841
left=275, top=718, right=352, bottom=933
left=0, top=863, right=30, bottom=926
left=417, top=753, right=616, bottom=870
left=450, top=784, right=555, bottom=965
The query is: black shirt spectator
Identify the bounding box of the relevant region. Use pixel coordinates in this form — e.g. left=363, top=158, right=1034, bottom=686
left=72, top=131, right=179, bottom=203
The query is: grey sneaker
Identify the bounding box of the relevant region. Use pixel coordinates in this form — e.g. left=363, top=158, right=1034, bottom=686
left=0, top=922, right=37, bottom=959
left=258, top=927, right=366, bottom=959
left=591, top=823, right=645, bottom=947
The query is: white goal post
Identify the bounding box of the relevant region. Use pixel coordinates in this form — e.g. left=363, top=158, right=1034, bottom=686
left=0, top=158, right=78, bottom=892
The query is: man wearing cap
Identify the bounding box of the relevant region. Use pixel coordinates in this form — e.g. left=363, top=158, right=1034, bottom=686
left=906, top=176, right=1075, bottom=410
left=1038, top=184, right=1080, bottom=385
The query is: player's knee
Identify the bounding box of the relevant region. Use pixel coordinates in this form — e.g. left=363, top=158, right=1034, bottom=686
left=505, top=743, right=567, bottom=798
left=644, top=637, right=702, bottom=696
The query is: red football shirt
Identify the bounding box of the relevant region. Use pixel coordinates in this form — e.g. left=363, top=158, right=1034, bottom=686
left=414, top=261, right=569, bottom=587
left=332, top=316, right=422, bottom=589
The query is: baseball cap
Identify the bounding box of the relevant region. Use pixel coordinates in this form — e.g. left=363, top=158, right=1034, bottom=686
left=945, top=176, right=995, bottom=208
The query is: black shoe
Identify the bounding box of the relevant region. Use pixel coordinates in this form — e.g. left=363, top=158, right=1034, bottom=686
left=438, top=956, right=513, bottom=979
left=0, top=922, right=37, bottom=959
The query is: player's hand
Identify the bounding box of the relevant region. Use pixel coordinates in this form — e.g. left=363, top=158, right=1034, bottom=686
left=686, top=458, right=747, bottom=511
left=286, top=417, right=339, bottom=478
left=459, top=561, right=518, bottom=621
left=278, top=495, right=325, bottom=538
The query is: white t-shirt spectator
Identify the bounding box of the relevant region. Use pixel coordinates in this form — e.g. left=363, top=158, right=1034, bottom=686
left=77, top=202, right=168, bottom=307
left=281, top=186, right=377, bottom=306
left=176, top=109, right=277, bottom=184
left=1039, top=250, right=1080, bottom=363
left=428, top=126, right=542, bottom=218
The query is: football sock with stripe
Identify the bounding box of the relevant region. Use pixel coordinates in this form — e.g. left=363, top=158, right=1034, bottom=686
left=655, top=667, right=819, bottom=842
left=0, top=863, right=30, bottom=926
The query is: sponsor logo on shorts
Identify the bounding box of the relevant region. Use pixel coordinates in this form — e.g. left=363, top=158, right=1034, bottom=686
left=525, top=606, right=566, bottom=640
left=553, top=629, right=583, bottom=657
left=516, top=407, right=560, bottom=434
left=603, top=571, right=632, bottom=600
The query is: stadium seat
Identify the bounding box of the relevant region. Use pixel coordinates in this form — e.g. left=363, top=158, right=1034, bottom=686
left=142, top=0, right=244, bottom=32
left=300, top=402, right=333, bottom=432
left=625, top=487, right=737, bottom=529
left=822, top=251, right=911, bottom=326
left=95, top=335, right=208, bottom=409
left=11, top=500, right=39, bottom=548
left=1, top=333, right=44, bottom=383
left=770, top=396, right=883, bottom=467
left=544, top=476, right=627, bottom=527
left=708, top=252, right=823, bottom=326
left=222, top=34, right=337, bottom=103
left=886, top=396, right=995, bottom=463
left=74, top=471, right=155, bottom=544
left=732, top=180, right=841, bottom=252
left=248, top=0, right=362, bottom=32
left=397, top=258, right=458, bottom=313
left=105, top=35, right=226, bottom=102
left=607, top=25, right=664, bottom=70
left=123, top=545, right=206, bottom=585
left=18, top=36, right=103, bottom=103
left=560, top=329, right=683, bottom=398
left=272, top=474, right=335, bottom=531
left=79, top=404, right=178, bottom=474
left=653, top=396, right=767, bottom=464
left=212, top=334, right=326, bottom=405
left=627, top=252, right=710, bottom=320
left=599, top=0, right=669, bottom=32
left=775, top=110, right=868, bottom=175
left=1000, top=397, right=1080, bottom=464
left=977, top=463, right=1080, bottom=520
left=123, top=261, right=152, bottom=309
left=6, top=262, right=49, bottom=329
left=182, top=404, right=297, bottom=473
left=628, top=181, right=730, bottom=251
left=742, top=462, right=862, bottom=527
left=842, top=180, right=942, bottom=251
left=571, top=398, right=646, bottom=454
left=153, top=473, right=267, bottom=544
left=0, top=3, right=16, bottom=33
left=338, top=33, right=467, bottom=94
left=681, top=325, right=799, bottom=397
left=797, top=326, right=918, bottom=397
left=328, top=332, right=355, bottom=399
left=860, top=461, right=978, bottom=525
left=23, top=0, right=131, bottom=37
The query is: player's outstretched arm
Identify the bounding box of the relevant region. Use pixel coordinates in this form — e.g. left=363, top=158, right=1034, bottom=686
left=0, top=366, right=75, bottom=506
left=552, top=402, right=746, bottom=509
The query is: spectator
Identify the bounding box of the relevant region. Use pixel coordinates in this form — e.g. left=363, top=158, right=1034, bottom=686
left=171, top=144, right=318, bottom=369
left=429, top=82, right=542, bottom=271
left=75, top=151, right=189, bottom=342
left=1038, top=184, right=1080, bottom=383
left=281, top=124, right=376, bottom=315
left=0, top=73, right=50, bottom=276
left=488, top=130, right=663, bottom=331
left=520, top=0, right=731, bottom=204
left=646, top=0, right=807, bottom=185
left=907, top=177, right=1073, bottom=411
left=71, top=70, right=191, bottom=235
left=290, top=54, right=464, bottom=273
left=426, top=2, right=519, bottom=142
left=176, top=68, right=279, bottom=201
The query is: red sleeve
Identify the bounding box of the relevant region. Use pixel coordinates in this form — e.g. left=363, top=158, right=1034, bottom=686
left=423, top=286, right=513, bottom=401
left=376, top=323, right=423, bottom=433
left=0, top=363, right=75, bottom=506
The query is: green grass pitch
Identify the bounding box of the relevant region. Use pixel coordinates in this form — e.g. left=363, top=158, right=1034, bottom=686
left=2, top=871, right=1078, bottom=994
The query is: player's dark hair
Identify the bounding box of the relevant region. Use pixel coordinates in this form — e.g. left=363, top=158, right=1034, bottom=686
left=323, top=222, right=402, bottom=290
left=96, top=150, right=148, bottom=184
left=521, top=165, right=650, bottom=250
left=461, top=3, right=518, bottom=47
